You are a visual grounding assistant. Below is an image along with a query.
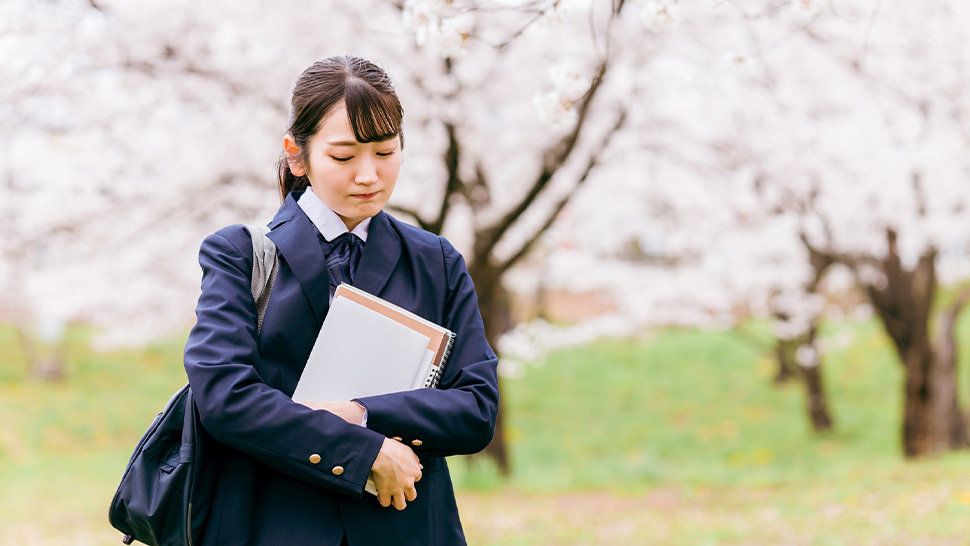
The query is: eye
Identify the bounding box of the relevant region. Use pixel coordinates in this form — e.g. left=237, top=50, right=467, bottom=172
left=376, top=151, right=395, bottom=157
left=331, top=156, right=353, bottom=162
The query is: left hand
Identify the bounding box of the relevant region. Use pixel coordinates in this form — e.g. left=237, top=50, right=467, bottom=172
left=303, top=400, right=365, bottom=425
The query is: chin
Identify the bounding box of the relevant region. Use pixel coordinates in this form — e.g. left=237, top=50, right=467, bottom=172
left=362, top=202, right=385, bottom=215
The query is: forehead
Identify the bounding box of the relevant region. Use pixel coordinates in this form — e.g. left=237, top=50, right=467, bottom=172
left=315, top=101, right=355, bottom=142
left=313, top=104, right=400, bottom=148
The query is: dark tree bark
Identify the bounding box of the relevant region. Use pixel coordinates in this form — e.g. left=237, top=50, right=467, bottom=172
left=865, top=233, right=968, bottom=456
left=773, top=337, right=798, bottom=384
left=769, top=238, right=837, bottom=431
left=772, top=325, right=834, bottom=432
left=801, top=363, right=833, bottom=432
left=467, top=263, right=515, bottom=474
left=936, top=287, right=970, bottom=449
left=799, top=241, right=836, bottom=431
left=806, top=229, right=969, bottom=457
left=799, top=324, right=834, bottom=432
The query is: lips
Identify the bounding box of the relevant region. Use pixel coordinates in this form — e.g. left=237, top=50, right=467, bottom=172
left=352, top=192, right=379, bottom=199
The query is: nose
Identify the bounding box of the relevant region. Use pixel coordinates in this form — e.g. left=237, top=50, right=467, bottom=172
left=355, top=156, right=378, bottom=185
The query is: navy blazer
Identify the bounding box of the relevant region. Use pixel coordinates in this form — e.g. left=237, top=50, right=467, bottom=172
left=183, top=189, right=499, bottom=545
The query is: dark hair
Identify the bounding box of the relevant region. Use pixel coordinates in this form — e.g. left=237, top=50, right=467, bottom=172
left=276, top=56, right=404, bottom=201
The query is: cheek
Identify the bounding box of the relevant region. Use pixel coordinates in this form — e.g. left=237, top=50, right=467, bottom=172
left=382, top=158, right=403, bottom=178
left=312, top=162, right=347, bottom=186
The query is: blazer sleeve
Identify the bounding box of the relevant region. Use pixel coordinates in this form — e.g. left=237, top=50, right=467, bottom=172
left=354, top=238, right=500, bottom=457
left=183, top=228, right=386, bottom=498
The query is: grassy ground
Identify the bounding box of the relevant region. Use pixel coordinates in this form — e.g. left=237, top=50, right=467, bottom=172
left=1, top=320, right=969, bottom=544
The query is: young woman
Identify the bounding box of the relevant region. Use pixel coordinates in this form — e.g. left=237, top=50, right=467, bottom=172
left=183, top=56, right=499, bottom=545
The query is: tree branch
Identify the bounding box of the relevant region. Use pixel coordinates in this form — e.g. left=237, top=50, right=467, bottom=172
left=428, top=121, right=464, bottom=234
left=466, top=160, right=491, bottom=212
left=496, top=109, right=627, bottom=274
left=475, top=59, right=610, bottom=263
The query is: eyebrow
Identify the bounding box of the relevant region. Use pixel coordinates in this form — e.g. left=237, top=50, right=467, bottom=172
left=327, top=135, right=399, bottom=147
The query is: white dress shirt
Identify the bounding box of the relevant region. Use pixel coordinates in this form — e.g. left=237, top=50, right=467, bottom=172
left=297, top=188, right=371, bottom=243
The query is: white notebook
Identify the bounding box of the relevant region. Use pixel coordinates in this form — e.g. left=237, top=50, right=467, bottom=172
left=292, top=284, right=454, bottom=403
left=292, top=284, right=455, bottom=495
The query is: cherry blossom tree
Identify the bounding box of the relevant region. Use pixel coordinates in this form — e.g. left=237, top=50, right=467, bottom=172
left=2, top=0, right=639, bottom=470
left=505, top=172, right=842, bottom=433
left=498, top=0, right=970, bottom=454
left=1, top=0, right=290, bottom=377
left=5, top=0, right=967, bottom=468
left=723, top=0, right=970, bottom=457
left=532, top=0, right=970, bottom=455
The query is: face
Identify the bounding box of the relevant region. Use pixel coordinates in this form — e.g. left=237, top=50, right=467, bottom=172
left=284, top=100, right=401, bottom=231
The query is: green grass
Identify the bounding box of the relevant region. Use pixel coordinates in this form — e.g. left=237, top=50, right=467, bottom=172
left=2, top=319, right=969, bottom=544
left=450, top=318, right=970, bottom=491
left=0, top=328, right=190, bottom=544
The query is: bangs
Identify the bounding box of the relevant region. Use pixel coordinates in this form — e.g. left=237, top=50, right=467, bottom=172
left=343, top=77, right=403, bottom=143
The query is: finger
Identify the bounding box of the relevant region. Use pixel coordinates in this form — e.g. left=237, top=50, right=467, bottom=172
left=405, top=486, right=417, bottom=502
left=377, top=491, right=391, bottom=508
left=393, top=492, right=407, bottom=511
left=414, top=470, right=422, bottom=483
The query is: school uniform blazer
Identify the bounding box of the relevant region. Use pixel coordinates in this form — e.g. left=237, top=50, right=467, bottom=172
left=183, top=189, right=500, bottom=545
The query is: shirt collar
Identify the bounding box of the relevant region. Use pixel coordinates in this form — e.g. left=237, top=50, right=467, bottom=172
left=297, top=188, right=371, bottom=243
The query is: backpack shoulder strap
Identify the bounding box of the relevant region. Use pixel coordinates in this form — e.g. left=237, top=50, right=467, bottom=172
left=244, top=224, right=278, bottom=335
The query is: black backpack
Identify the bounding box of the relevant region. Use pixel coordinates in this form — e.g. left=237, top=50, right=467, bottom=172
left=109, top=225, right=277, bottom=545
left=108, top=384, right=210, bottom=545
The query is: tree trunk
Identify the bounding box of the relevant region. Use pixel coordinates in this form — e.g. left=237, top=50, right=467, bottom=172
left=887, top=320, right=968, bottom=457
left=801, top=363, right=833, bottom=432
left=936, top=288, right=970, bottom=450
left=469, top=262, right=514, bottom=475
left=895, top=290, right=970, bottom=456
left=897, top=342, right=968, bottom=456
left=773, top=337, right=798, bottom=384
left=799, top=325, right=833, bottom=432
left=772, top=316, right=833, bottom=431
left=859, top=232, right=969, bottom=457
left=803, top=229, right=969, bottom=456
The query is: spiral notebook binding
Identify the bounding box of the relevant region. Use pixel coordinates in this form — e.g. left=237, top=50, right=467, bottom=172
left=425, top=332, right=457, bottom=389
left=423, top=369, right=439, bottom=389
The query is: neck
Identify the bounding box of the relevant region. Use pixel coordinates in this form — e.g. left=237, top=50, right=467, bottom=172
left=340, top=214, right=363, bottom=232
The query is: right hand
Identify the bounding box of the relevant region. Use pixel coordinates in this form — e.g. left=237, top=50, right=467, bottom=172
left=369, top=437, right=423, bottom=510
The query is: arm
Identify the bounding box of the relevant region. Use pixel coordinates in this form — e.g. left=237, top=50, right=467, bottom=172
left=354, top=238, right=500, bottom=457
left=184, top=228, right=386, bottom=498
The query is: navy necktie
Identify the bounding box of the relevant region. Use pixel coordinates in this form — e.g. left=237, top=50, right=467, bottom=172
left=322, top=232, right=364, bottom=288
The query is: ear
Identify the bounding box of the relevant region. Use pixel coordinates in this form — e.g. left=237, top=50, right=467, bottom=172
left=283, top=134, right=307, bottom=177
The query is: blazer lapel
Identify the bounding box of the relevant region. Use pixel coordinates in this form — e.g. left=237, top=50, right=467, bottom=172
left=266, top=192, right=331, bottom=324
left=265, top=192, right=403, bottom=320
left=353, top=211, right=401, bottom=297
